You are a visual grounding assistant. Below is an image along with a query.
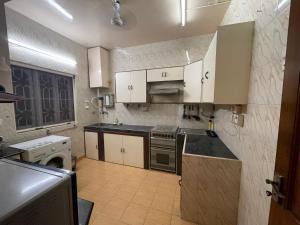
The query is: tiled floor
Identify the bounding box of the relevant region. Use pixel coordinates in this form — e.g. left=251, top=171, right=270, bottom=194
left=77, top=158, right=197, bottom=225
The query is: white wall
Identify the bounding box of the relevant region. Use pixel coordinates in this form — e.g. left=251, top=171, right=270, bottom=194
left=0, top=8, right=99, bottom=157
left=214, top=1, right=290, bottom=225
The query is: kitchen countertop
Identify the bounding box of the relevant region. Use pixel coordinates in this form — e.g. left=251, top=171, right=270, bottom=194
left=0, top=147, right=24, bottom=159
left=184, top=133, right=238, bottom=160
left=84, top=123, right=153, bottom=135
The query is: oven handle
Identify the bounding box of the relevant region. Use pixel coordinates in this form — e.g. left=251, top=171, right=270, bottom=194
left=150, top=146, right=176, bottom=152
left=150, top=137, right=176, bottom=142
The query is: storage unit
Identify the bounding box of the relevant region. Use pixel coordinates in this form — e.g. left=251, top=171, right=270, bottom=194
left=202, top=21, right=254, bottom=104
left=183, top=60, right=203, bottom=103
left=115, top=70, right=147, bottom=103
left=88, top=47, right=110, bottom=88
left=84, top=131, right=99, bottom=160
left=147, top=67, right=184, bottom=82
left=104, top=133, right=144, bottom=168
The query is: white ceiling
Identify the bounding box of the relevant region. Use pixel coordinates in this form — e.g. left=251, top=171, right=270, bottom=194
left=5, top=0, right=230, bottom=49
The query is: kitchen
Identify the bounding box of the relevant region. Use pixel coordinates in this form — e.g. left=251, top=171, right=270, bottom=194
left=0, top=0, right=294, bottom=225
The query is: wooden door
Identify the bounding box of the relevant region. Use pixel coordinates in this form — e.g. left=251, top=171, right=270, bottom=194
left=115, top=72, right=131, bottom=103
left=268, top=1, right=300, bottom=224
left=103, top=133, right=123, bottom=165
left=130, top=70, right=147, bottom=103
left=85, top=132, right=99, bottom=160
left=163, top=67, right=184, bottom=81
left=123, top=135, right=144, bottom=168
left=202, top=33, right=217, bottom=103
left=183, top=60, right=203, bottom=103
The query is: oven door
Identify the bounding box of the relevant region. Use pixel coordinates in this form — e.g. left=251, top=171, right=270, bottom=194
left=150, top=147, right=176, bottom=172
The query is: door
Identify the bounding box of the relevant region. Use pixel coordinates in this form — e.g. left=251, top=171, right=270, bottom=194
left=268, top=1, right=300, bottom=224
left=183, top=61, right=203, bottom=103
left=130, top=70, right=147, bottom=103
left=202, top=33, right=217, bottom=103
left=116, top=72, right=131, bottom=103
left=104, top=133, right=123, bottom=165
left=123, top=135, right=144, bottom=168
left=85, top=131, right=99, bottom=160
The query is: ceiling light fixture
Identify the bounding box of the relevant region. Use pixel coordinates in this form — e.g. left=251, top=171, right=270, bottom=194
left=47, top=0, right=73, bottom=20
left=276, top=0, right=290, bottom=13
left=8, top=39, right=77, bottom=66
left=181, top=0, right=186, bottom=26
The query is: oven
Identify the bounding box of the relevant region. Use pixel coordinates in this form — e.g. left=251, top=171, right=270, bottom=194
left=150, top=126, right=178, bottom=173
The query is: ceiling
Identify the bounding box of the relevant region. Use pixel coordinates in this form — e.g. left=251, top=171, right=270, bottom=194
left=5, top=0, right=230, bottom=49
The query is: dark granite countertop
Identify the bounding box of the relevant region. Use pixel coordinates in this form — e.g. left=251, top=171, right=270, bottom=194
left=0, top=147, right=24, bottom=159
left=84, top=123, right=153, bottom=135
left=184, top=134, right=238, bottom=160
left=78, top=198, right=94, bottom=225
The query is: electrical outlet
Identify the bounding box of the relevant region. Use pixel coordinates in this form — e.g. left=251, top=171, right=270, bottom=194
left=232, top=114, right=244, bottom=127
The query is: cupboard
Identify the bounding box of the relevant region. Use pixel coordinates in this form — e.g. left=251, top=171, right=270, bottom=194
left=147, top=67, right=184, bottom=82
left=84, top=131, right=99, bottom=160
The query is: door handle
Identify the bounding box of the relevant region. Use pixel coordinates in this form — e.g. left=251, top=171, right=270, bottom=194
left=266, top=173, right=286, bottom=204
left=205, top=71, right=209, bottom=79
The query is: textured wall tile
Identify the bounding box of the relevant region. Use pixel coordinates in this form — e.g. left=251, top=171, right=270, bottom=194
left=215, top=0, right=290, bottom=225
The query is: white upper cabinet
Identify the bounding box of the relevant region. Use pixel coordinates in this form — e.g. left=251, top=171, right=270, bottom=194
left=183, top=60, right=203, bottom=103
left=202, top=21, right=254, bottom=104
left=147, top=67, right=184, bottom=82
left=115, top=70, right=147, bottom=103
left=88, top=47, right=110, bottom=88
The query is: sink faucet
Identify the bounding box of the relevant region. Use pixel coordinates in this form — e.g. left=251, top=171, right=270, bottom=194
left=114, top=118, right=119, bottom=125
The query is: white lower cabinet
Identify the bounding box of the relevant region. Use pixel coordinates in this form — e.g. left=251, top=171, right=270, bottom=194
left=84, top=131, right=99, bottom=160
left=104, top=133, right=144, bottom=168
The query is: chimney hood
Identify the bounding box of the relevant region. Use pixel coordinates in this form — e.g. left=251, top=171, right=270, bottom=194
left=0, top=85, right=23, bottom=103
left=149, top=88, right=180, bottom=95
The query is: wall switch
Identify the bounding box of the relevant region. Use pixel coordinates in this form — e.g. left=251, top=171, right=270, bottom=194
left=232, top=113, right=244, bottom=127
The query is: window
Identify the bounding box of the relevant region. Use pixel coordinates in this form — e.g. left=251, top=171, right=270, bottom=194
left=12, top=65, right=75, bottom=130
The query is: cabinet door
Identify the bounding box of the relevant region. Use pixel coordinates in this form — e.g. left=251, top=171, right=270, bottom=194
left=104, top=133, right=123, bottom=165
left=183, top=61, right=203, bottom=103
left=147, top=68, right=165, bottom=82
left=130, top=70, right=147, bottom=103
left=88, top=47, right=109, bottom=88
left=116, top=72, right=131, bottom=103
left=85, top=132, right=99, bottom=160
left=163, top=67, right=184, bottom=81
left=202, top=33, right=217, bottom=103
left=123, top=135, right=144, bottom=168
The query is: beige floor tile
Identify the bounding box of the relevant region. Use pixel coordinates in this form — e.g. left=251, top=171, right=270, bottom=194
left=151, top=193, right=175, bottom=214
left=102, top=198, right=129, bottom=220
left=132, top=190, right=155, bottom=208
left=121, top=203, right=148, bottom=225
left=91, top=213, right=127, bottom=225
left=171, top=216, right=198, bottom=225
left=144, top=209, right=172, bottom=225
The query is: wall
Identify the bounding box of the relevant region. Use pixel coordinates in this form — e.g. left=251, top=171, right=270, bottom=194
left=100, top=35, right=213, bottom=128
left=214, top=1, right=290, bottom=225
left=0, top=8, right=99, bottom=157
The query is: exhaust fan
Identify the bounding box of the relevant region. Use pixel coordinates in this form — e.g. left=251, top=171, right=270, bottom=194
left=111, top=0, right=124, bottom=27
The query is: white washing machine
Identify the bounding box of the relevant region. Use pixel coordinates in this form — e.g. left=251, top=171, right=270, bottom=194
left=11, top=135, right=72, bottom=171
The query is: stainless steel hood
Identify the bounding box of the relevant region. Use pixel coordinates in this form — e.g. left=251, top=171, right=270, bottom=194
left=149, top=88, right=180, bottom=95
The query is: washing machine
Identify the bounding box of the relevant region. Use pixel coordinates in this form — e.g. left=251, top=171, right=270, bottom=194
left=10, top=135, right=72, bottom=170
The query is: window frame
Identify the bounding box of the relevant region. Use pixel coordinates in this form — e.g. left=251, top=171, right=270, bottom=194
left=11, top=61, right=77, bottom=133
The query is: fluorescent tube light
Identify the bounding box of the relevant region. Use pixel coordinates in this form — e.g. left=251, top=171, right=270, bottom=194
left=47, top=0, right=73, bottom=20
left=276, top=0, right=290, bottom=13
left=185, top=50, right=190, bottom=64
left=8, top=39, right=77, bottom=66
left=181, top=0, right=186, bottom=26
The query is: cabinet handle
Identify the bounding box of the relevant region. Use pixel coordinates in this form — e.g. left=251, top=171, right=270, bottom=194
left=179, top=179, right=182, bottom=186
left=123, top=148, right=125, bottom=153
left=128, top=85, right=130, bottom=90
left=96, top=145, right=98, bottom=149
left=201, top=77, right=204, bottom=84
left=131, top=85, right=133, bottom=90
left=205, top=71, right=209, bottom=79
left=164, top=72, right=167, bottom=77
left=161, top=72, right=163, bottom=77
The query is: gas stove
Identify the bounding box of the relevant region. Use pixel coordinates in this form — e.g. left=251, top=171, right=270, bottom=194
left=150, top=125, right=179, bottom=139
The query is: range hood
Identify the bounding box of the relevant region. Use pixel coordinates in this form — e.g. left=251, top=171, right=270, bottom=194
left=149, top=88, right=180, bottom=95
left=0, top=85, right=23, bottom=103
